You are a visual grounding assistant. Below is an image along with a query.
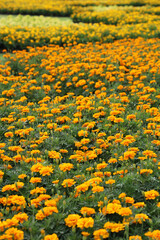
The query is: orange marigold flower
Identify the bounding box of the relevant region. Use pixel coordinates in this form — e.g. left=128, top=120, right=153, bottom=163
left=144, top=190, right=159, bottom=200
left=92, top=186, right=104, bottom=193
left=0, top=170, right=4, bottom=179
left=77, top=217, right=94, bottom=229
left=93, top=229, right=109, bottom=239
left=48, top=151, right=61, bottom=159
left=30, top=177, right=42, bottom=183
left=30, top=187, right=46, bottom=195
left=102, top=203, right=121, bottom=215
left=81, top=231, right=90, bottom=237
left=39, top=166, right=54, bottom=176
left=18, top=174, right=27, bottom=179
left=4, top=132, right=14, bottom=138
left=80, top=207, right=95, bottom=216
left=44, top=233, right=59, bottom=240
left=65, top=214, right=81, bottom=228
left=62, top=179, right=75, bottom=188
left=118, top=207, right=132, bottom=216
left=140, top=169, right=153, bottom=175
left=105, top=179, right=115, bottom=185
left=145, top=230, right=160, bottom=239
left=59, top=163, right=73, bottom=172
left=36, top=207, right=58, bottom=220
left=124, top=151, right=136, bottom=160
left=133, top=213, right=149, bottom=224
left=133, top=202, right=145, bottom=209
left=142, top=150, right=157, bottom=158
left=104, top=222, right=125, bottom=232
left=3, top=227, right=24, bottom=240
left=96, top=162, right=108, bottom=170
left=129, top=236, right=142, bottom=240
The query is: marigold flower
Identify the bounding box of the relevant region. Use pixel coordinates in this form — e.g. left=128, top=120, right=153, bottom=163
left=104, top=222, right=125, bottom=232
left=39, top=166, right=54, bottom=176
left=80, top=207, right=95, bottom=216
left=44, top=233, right=59, bottom=240
left=129, top=236, right=142, bottom=240
left=93, top=229, right=109, bottom=239
left=133, top=213, right=149, bottom=224
left=59, top=163, right=73, bottom=172
left=62, top=179, right=75, bottom=188
left=92, top=186, right=104, bottom=193
left=3, top=227, right=24, bottom=240
left=105, top=179, right=115, bottom=185
left=118, top=207, right=132, bottom=216
left=0, top=170, right=4, bottom=179
left=77, top=217, right=94, bottom=229
left=145, top=230, right=160, bottom=239
left=65, top=214, right=81, bottom=228
left=30, top=177, right=42, bottom=183
left=144, top=189, right=159, bottom=200
left=36, top=206, right=58, bottom=220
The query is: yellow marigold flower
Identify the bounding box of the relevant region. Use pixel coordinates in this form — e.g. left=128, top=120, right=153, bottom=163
left=4, top=131, right=14, bottom=138
left=77, top=217, right=94, bottom=229
left=0, top=170, right=4, bottom=179
left=118, top=193, right=126, bottom=199
left=44, top=233, right=59, bottom=240
left=2, top=182, right=24, bottom=192
left=31, top=163, right=43, bottom=172
left=80, top=207, right=95, bottom=216
left=30, top=187, right=46, bottom=195
left=118, top=207, right=132, bottom=216
left=125, top=197, right=134, bottom=204
left=13, top=212, right=28, bottom=223
left=78, top=130, right=88, bottom=137
left=39, top=166, right=54, bottom=176
left=92, top=186, right=104, bottom=193
left=75, top=182, right=89, bottom=194
left=96, top=162, right=108, bottom=170
left=59, top=149, right=68, bottom=154
left=62, top=179, right=75, bottom=188
left=93, top=229, right=109, bottom=240
left=0, top=143, right=6, bottom=148
left=142, top=150, right=157, bottom=158
left=65, top=214, right=81, bottom=228
left=129, top=236, right=142, bottom=240
left=36, top=207, right=58, bottom=220
left=145, top=230, right=160, bottom=239
left=18, top=174, right=27, bottom=179
left=124, top=151, right=136, bottom=160
left=3, top=227, right=24, bottom=240
left=48, top=150, right=61, bottom=159
left=30, top=177, right=42, bottom=183
left=102, top=203, right=121, bottom=215
left=45, top=200, right=57, bottom=207
left=104, top=222, right=125, bottom=232
left=140, top=169, right=153, bottom=175
left=81, top=231, right=90, bottom=237
left=52, top=180, right=59, bottom=184
left=105, top=179, right=115, bottom=185
left=133, top=213, right=149, bottom=224
left=59, top=163, right=73, bottom=172
left=126, top=114, right=136, bottom=121
left=108, top=158, right=117, bottom=164
left=144, top=189, right=159, bottom=200
left=133, top=202, right=145, bottom=209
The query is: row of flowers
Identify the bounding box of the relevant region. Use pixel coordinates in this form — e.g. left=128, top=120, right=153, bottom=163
left=1, top=21, right=160, bottom=50
left=0, top=0, right=160, bottom=16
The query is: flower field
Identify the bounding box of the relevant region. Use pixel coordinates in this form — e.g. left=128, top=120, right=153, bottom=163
left=0, top=1, right=160, bottom=240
